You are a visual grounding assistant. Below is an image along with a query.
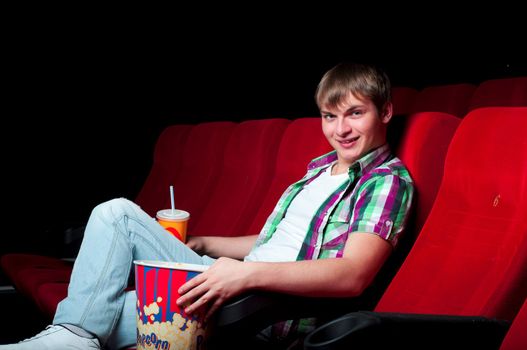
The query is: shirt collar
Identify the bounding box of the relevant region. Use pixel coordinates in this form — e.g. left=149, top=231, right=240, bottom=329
left=307, top=143, right=392, bottom=176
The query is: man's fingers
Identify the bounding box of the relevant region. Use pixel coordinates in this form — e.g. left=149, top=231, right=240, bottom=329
left=178, top=272, right=206, bottom=294
left=177, top=276, right=207, bottom=308
left=185, top=290, right=214, bottom=315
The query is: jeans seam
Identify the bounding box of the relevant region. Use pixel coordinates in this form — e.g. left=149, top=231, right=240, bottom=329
left=106, top=235, right=133, bottom=346
left=131, top=226, right=177, bottom=261
left=79, top=220, right=120, bottom=327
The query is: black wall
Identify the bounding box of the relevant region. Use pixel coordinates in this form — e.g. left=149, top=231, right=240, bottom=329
left=3, top=31, right=526, bottom=257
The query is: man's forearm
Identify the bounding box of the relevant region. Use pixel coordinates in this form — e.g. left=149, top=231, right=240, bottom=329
left=246, top=258, right=367, bottom=298
left=247, top=233, right=392, bottom=298
left=195, top=235, right=258, bottom=259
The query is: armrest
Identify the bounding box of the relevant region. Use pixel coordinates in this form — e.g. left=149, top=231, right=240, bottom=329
left=209, top=292, right=365, bottom=350
left=304, top=311, right=510, bottom=350
left=210, top=255, right=401, bottom=347
left=213, top=292, right=372, bottom=335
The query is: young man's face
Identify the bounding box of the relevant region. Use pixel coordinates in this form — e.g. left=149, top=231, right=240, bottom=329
left=321, top=92, right=392, bottom=169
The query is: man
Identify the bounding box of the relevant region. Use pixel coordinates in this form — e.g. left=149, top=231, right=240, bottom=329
left=1, top=62, right=413, bottom=349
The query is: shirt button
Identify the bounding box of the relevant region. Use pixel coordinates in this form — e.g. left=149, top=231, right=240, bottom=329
left=385, top=220, right=392, bottom=226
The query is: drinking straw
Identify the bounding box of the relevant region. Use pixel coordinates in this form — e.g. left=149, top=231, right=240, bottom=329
left=170, top=185, right=175, bottom=214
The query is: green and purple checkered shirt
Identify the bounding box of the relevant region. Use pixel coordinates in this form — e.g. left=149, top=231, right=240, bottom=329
left=251, top=143, right=414, bottom=339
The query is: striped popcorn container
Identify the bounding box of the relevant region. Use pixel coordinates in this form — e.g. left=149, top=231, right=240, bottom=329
left=134, top=260, right=209, bottom=350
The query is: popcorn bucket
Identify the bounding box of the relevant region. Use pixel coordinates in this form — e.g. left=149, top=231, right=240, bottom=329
left=134, top=260, right=209, bottom=350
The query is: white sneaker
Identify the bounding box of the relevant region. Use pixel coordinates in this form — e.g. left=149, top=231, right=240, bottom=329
left=0, top=324, right=101, bottom=349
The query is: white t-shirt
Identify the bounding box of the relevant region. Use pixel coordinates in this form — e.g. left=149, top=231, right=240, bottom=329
left=245, top=164, right=348, bottom=262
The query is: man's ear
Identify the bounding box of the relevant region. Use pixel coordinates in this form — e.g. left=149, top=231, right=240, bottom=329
left=381, top=102, right=393, bottom=124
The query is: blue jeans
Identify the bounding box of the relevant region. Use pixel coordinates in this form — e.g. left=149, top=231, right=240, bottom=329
left=53, top=198, right=216, bottom=349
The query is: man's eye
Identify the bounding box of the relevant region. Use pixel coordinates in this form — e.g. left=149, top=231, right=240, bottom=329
left=350, top=111, right=363, bottom=118
left=322, top=114, right=335, bottom=120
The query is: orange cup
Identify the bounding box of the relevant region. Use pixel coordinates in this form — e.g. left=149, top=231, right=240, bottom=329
left=156, top=209, right=190, bottom=242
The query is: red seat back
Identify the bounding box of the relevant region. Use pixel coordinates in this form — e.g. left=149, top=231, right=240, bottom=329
left=376, top=107, right=527, bottom=321
left=191, top=119, right=290, bottom=237
left=245, top=118, right=332, bottom=235
left=410, top=83, right=477, bottom=117
left=162, top=122, right=236, bottom=230
left=394, top=112, right=460, bottom=235
left=134, top=124, right=194, bottom=216
left=469, top=77, right=527, bottom=111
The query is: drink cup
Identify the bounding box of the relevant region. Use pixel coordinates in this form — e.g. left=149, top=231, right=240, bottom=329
left=156, top=209, right=190, bottom=242
left=134, top=260, right=210, bottom=350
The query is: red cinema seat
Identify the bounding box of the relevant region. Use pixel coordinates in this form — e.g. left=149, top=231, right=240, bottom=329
left=158, top=121, right=236, bottom=230
left=0, top=254, right=72, bottom=298
left=244, top=117, right=332, bottom=236
left=410, top=83, right=477, bottom=117
left=394, top=112, right=460, bottom=235
left=377, top=108, right=527, bottom=320
left=191, top=118, right=290, bottom=237
left=134, top=124, right=194, bottom=217
left=469, top=77, right=527, bottom=111
left=304, top=107, right=527, bottom=349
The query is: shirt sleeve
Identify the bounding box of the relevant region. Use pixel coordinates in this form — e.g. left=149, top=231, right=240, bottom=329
left=349, top=173, right=414, bottom=246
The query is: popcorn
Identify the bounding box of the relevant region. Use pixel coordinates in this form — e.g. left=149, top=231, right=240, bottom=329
left=137, top=313, right=207, bottom=350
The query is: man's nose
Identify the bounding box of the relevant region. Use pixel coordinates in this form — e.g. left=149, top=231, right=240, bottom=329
left=336, top=118, right=352, bottom=136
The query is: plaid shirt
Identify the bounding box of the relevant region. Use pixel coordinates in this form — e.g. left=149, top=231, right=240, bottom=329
left=250, top=143, right=414, bottom=340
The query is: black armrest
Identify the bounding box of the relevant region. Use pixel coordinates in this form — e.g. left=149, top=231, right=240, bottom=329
left=303, top=311, right=510, bottom=350
left=207, top=292, right=376, bottom=350
left=214, top=292, right=373, bottom=334
left=210, top=252, right=404, bottom=347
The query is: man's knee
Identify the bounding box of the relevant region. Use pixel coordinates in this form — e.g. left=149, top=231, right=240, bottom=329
left=92, top=198, right=136, bottom=224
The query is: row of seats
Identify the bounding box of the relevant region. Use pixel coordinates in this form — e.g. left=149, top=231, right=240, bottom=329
left=2, top=107, right=527, bottom=348
left=1, top=109, right=459, bottom=316
left=391, top=76, right=527, bottom=117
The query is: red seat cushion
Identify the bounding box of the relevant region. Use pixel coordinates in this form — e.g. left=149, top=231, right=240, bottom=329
left=14, top=267, right=72, bottom=301
left=36, top=282, right=69, bottom=319
left=0, top=254, right=72, bottom=294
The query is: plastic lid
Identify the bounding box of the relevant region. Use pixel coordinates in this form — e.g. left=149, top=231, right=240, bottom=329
left=133, top=260, right=209, bottom=272
left=156, top=209, right=190, bottom=221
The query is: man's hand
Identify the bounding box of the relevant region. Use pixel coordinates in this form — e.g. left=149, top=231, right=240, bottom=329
left=186, top=236, right=205, bottom=255
left=177, top=257, right=254, bottom=320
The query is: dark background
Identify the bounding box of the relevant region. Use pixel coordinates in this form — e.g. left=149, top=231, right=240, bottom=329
left=2, top=15, right=526, bottom=259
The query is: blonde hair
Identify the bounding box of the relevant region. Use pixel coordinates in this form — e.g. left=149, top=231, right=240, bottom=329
left=316, top=62, right=391, bottom=114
